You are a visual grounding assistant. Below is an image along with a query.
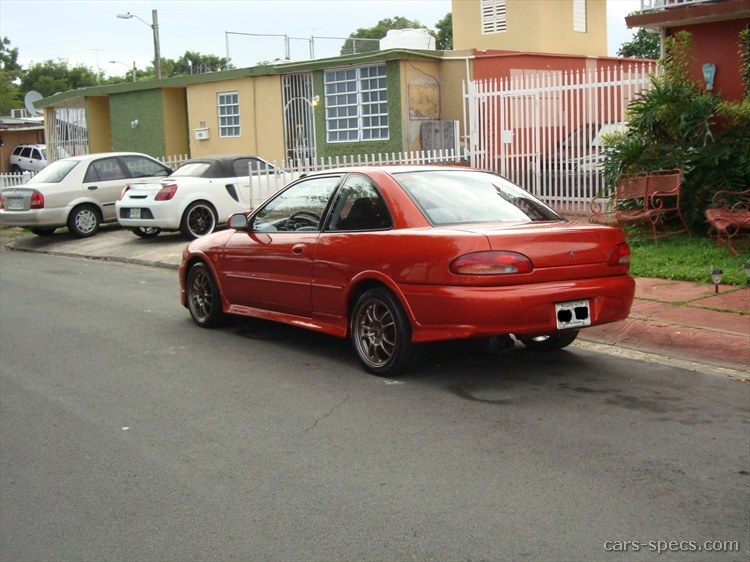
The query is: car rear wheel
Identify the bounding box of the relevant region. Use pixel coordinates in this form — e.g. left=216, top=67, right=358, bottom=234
left=30, top=228, right=56, bottom=236
left=350, top=288, right=416, bottom=377
left=181, top=201, right=216, bottom=240
left=518, top=330, right=579, bottom=351
left=131, top=226, right=161, bottom=238
left=67, top=204, right=101, bottom=238
left=186, top=262, right=225, bottom=328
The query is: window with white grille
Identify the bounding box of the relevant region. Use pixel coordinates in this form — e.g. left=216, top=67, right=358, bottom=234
left=573, top=0, right=587, bottom=33
left=481, top=0, right=507, bottom=34
left=324, top=64, right=388, bottom=143
left=217, top=92, right=240, bottom=137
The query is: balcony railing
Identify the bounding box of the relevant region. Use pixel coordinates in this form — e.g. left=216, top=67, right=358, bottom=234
left=640, top=0, right=716, bottom=11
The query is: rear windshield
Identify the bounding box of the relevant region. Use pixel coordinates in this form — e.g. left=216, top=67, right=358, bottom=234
left=171, top=162, right=211, bottom=178
left=28, top=159, right=79, bottom=184
left=393, top=169, right=562, bottom=225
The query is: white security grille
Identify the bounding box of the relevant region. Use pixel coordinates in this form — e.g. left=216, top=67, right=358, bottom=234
left=463, top=63, right=657, bottom=214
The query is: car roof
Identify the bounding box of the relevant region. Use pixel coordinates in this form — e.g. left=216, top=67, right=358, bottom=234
left=60, top=152, right=158, bottom=163
left=176, top=154, right=264, bottom=178
left=299, top=164, right=474, bottom=176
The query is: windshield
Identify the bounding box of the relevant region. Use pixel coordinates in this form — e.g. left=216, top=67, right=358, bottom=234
left=393, top=170, right=563, bottom=225
left=171, top=162, right=212, bottom=178
left=28, top=159, right=78, bottom=184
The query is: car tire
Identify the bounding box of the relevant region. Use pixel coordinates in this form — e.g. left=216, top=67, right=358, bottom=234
left=518, top=330, right=579, bottom=351
left=350, top=287, right=417, bottom=377
left=67, top=204, right=101, bottom=238
left=186, top=262, right=225, bottom=328
left=29, top=228, right=56, bottom=236
left=131, top=226, right=161, bottom=238
left=11, top=165, right=21, bottom=173
left=180, top=201, right=217, bottom=240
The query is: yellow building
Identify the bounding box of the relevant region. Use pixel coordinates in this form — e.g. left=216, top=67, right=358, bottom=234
left=452, top=0, right=608, bottom=56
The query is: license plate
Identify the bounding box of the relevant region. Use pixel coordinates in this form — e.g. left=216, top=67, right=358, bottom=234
left=555, top=299, right=591, bottom=330
left=129, top=208, right=141, bottom=219
left=6, top=197, right=24, bottom=210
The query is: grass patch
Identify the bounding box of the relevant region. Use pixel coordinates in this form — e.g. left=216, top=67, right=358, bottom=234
left=628, top=234, right=748, bottom=285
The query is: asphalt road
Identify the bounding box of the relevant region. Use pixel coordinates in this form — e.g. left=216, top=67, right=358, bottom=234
left=1, top=250, right=748, bottom=561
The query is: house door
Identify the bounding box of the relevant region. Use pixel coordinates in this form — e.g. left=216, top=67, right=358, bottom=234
left=282, top=73, right=317, bottom=165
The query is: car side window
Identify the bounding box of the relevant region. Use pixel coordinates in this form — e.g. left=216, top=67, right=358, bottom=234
left=20, top=147, right=32, bottom=158
left=84, top=158, right=126, bottom=182
left=247, top=157, right=274, bottom=175
left=328, top=175, right=392, bottom=231
left=121, top=155, right=169, bottom=178
left=252, top=176, right=341, bottom=232
left=31, top=149, right=42, bottom=160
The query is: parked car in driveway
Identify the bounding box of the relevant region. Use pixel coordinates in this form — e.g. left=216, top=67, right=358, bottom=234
left=116, top=154, right=280, bottom=240
left=179, top=165, right=635, bottom=376
left=0, top=152, right=171, bottom=237
left=9, top=144, right=47, bottom=173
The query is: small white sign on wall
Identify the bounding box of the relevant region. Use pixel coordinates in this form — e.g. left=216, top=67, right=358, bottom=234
left=194, top=128, right=209, bottom=140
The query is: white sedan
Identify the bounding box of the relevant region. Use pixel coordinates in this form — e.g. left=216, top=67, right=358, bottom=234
left=116, top=154, right=282, bottom=240
left=0, top=152, right=171, bottom=237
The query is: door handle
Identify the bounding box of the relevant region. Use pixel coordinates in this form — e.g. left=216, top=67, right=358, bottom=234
left=88, top=186, right=98, bottom=190
left=292, top=243, right=307, bottom=255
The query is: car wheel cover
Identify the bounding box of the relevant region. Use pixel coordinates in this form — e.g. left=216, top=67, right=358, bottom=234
left=75, top=208, right=98, bottom=234
left=189, top=269, right=214, bottom=322
left=187, top=205, right=215, bottom=237
left=354, top=298, right=397, bottom=368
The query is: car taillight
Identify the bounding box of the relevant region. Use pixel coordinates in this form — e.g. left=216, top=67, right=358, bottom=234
left=608, top=243, right=631, bottom=268
left=119, top=185, right=131, bottom=201
left=450, top=251, right=533, bottom=275
left=155, top=184, right=178, bottom=201
left=30, top=191, right=44, bottom=209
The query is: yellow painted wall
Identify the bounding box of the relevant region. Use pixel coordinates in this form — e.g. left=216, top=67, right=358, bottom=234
left=86, top=97, right=112, bottom=153
left=453, top=0, right=607, bottom=57
left=185, top=75, right=285, bottom=160
left=161, top=88, right=189, bottom=157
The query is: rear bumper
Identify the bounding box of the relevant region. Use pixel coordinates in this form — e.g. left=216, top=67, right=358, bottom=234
left=117, top=203, right=181, bottom=230
left=401, top=275, right=635, bottom=342
left=0, top=207, right=69, bottom=228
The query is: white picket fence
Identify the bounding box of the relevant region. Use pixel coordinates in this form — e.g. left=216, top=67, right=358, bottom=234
left=0, top=171, right=35, bottom=188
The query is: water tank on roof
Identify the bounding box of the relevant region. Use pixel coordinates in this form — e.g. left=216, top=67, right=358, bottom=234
left=379, top=28, right=436, bottom=51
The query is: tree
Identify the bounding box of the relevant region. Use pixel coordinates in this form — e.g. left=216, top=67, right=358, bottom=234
left=163, top=51, right=231, bottom=77
left=340, top=17, right=427, bottom=55
left=0, top=36, right=22, bottom=114
left=20, top=60, right=99, bottom=98
left=435, top=13, right=452, bottom=50
left=617, top=28, right=660, bottom=59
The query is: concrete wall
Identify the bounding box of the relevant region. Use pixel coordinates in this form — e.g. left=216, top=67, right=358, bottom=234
left=453, top=0, right=607, bottom=57
left=185, top=76, right=285, bottom=161
left=86, top=97, right=112, bottom=154
left=110, top=90, right=166, bottom=157
left=162, top=88, right=189, bottom=157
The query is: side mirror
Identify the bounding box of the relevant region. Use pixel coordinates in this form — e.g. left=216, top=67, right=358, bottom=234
left=228, top=213, right=249, bottom=231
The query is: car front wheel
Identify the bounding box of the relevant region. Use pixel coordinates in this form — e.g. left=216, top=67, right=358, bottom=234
left=67, top=204, right=101, bottom=237
left=181, top=201, right=217, bottom=240
left=518, top=330, right=579, bottom=351
left=186, top=262, right=225, bottom=328
left=350, top=288, right=416, bottom=377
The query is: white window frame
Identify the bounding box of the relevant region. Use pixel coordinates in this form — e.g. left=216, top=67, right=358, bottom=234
left=217, top=91, right=240, bottom=138
left=481, top=0, right=507, bottom=34
left=324, top=64, right=389, bottom=143
left=573, top=0, right=587, bottom=33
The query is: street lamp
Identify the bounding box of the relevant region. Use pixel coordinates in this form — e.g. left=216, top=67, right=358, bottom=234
left=109, top=60, right=137, bottom=83
left=116, top=10, right=161, bottom=79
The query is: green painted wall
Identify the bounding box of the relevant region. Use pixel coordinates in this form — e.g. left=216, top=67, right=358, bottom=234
left=313, top=61, right=403, bottom=160
left=110, top=90, right=166, bottom=157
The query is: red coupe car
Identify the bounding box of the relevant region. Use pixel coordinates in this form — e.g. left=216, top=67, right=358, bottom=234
left=179, top=166, right=634, bottom=376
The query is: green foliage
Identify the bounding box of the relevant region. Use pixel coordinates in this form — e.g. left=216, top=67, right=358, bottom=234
left=340, top=17, right=427, bottom=55
left=617, top=28, right=660, bottom=59
left=628, top=234, right=748, bottom=286
left=160, top=51, right=231, bottom=77
left=740, top=29, right=750, bottom=98
left=0, top=36, right=22, bottom=114
left=435, top=13, right=453, bottom=50
left=20, top=59, right=99, bottom=97
left=602, top=31, right=750, bottom=234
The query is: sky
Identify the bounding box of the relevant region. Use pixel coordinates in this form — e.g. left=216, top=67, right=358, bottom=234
left=0, top=0, right=642, bottom=78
